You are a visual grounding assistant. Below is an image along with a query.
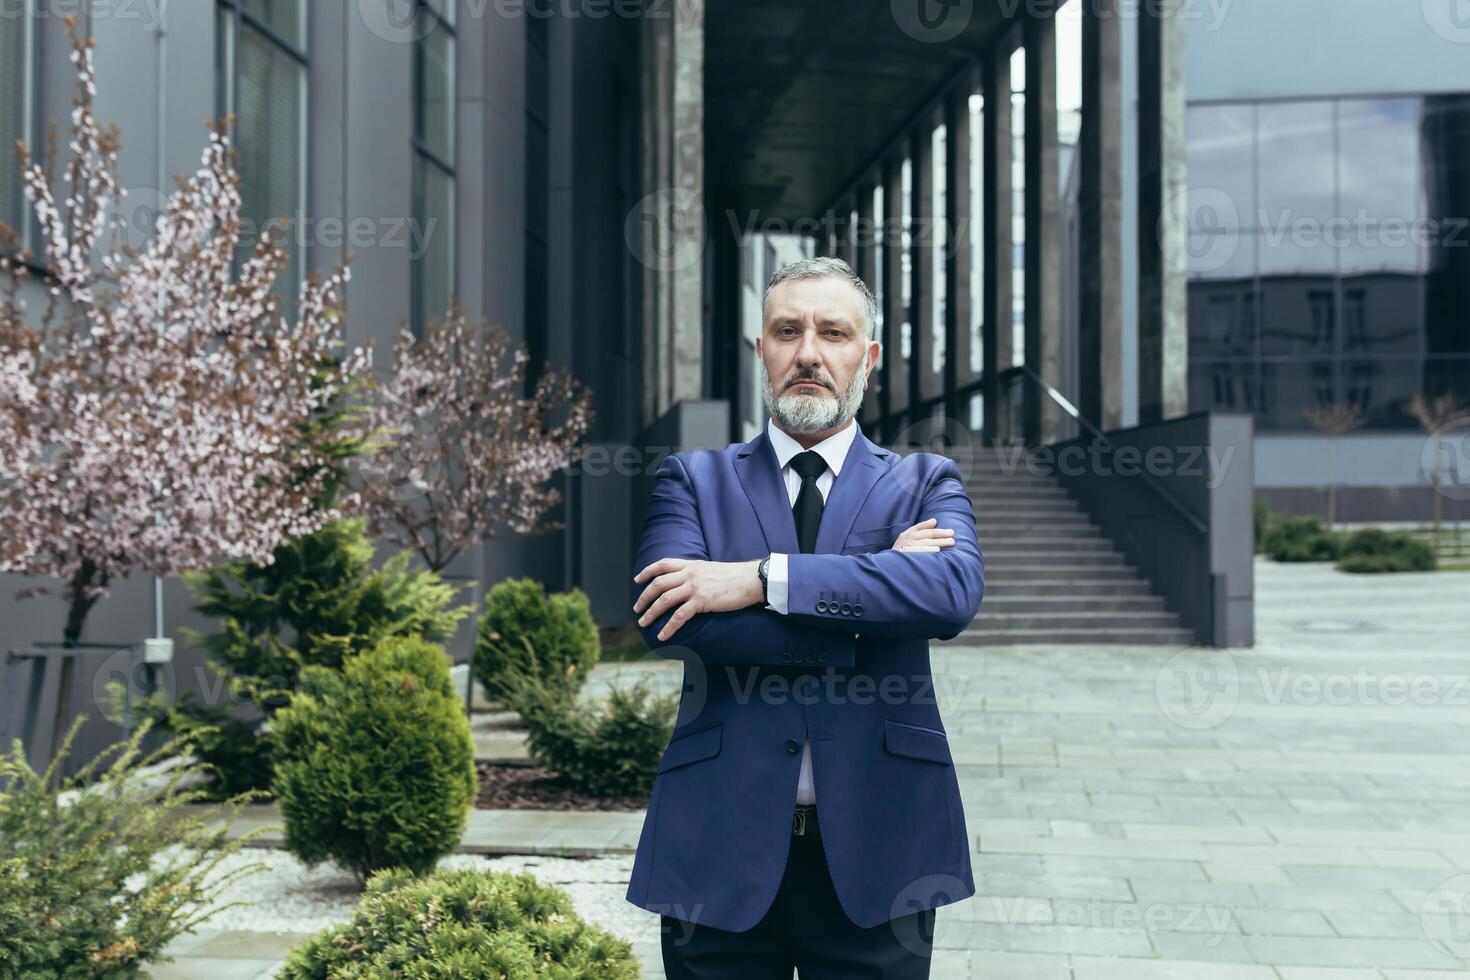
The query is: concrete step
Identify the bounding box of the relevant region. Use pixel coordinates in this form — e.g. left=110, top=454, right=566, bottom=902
left=970, top=502, right=1087, bottom=517
left=983, top=578, right=1153, bottom=596
left=980, top=531, right=1111, bottom=546
left=977, top=526, right=1100, bottom=538
left=969, top=610, right=1184, bottom=630
left=982, top=564, right=1140, bottom=579
left=978, top=595, right=1167, bottom=613
left=982, top=550, right=1126, bottom=565
left=952, top=626, right=1198, bottom=646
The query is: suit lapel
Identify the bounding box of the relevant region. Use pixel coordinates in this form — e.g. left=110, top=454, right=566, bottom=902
left=813, top=426, right=891, bottom=555
left=734, top=428, right=800, bottom=555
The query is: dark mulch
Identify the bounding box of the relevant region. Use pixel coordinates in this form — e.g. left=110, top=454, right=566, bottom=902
left=474, top=761, right=649, bottom=812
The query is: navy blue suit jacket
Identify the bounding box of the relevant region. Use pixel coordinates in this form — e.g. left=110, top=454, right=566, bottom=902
left=624, top=423, right=984, bottom=932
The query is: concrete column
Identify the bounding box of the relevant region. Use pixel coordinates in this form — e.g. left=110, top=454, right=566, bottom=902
left=1024, top=14, right=1064, bottom=445
left=1079, top=0, right=1125, bottom=431
left=834, top=200, right=853, bottom=266
left=944, top=74, right=977, bottom=426
left=853, top=181, right=881, bottom=422
left=909, top=124, right=938, bottom=411
left=982, top=47, right=1015, bottom=447
left=881, top=154, right=909, bottom=441
left=669, top=0, right=705, bottom=408
left=1137, top=0, right=1188, bottom=422
left=638, top=0, right=704, bottom=424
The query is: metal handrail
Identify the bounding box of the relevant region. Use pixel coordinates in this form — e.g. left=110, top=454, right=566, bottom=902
left=1015, top=365, right=1209, bottom=537
left=865, top=363, right=1208, bottom=537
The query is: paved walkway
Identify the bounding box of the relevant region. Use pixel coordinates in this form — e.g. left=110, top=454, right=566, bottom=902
left=151, top=557, right=1470, bottom=978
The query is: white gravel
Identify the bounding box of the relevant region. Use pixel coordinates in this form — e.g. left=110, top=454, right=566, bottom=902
left=145, top=845, right=653, bottom=945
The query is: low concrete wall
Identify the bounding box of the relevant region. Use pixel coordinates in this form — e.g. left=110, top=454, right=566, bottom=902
left=1047, top=411, right=1256, bottom=647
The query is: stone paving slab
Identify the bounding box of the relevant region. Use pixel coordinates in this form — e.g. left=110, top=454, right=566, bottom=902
left=150, top=559, right=1470, bottom=978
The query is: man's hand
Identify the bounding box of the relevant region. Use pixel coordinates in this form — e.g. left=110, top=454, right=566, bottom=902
left=634, top=558, right=763, bottom=641
left=893, top=518, right=956, bottom=552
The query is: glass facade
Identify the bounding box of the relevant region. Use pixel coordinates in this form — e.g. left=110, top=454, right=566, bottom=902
left=218, top=0, right=308, bottom=311
left=0, top=5, right=31, bottom=244
left=413, top=0, right=457, bottom=335
left=1187, top=94, right=1470, bottom=431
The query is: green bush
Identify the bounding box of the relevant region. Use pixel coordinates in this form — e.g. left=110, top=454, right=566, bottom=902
left=270, top=635, right=477, bottom=883
left=1253, top=499, right=1274, bottom=553
left=132, top=518, right=472, bottom=801
left=278, top=866, right=638, bottom=979
left=474, top=578, right=599, bottom=703
left=0, top=717, right=269, bottom=979
left=1261, top=515, right=1345, bottom=562
left=1336, top=528, right=1436, bottom=573
left=501, top=665, right=677, bottom=799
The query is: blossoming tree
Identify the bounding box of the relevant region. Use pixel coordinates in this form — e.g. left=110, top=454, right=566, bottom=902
left=0, top=19, right=371, bottom=647
left=359, top=307, right=592, bottom=573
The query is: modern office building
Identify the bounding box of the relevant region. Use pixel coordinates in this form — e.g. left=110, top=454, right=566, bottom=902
left=16, top=0, right=1464, bottom=767
left=1181, top=1, right=1470, bottom=521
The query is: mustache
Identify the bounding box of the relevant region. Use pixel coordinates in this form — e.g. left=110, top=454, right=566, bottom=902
left=782, top=373, right=834, bottom=392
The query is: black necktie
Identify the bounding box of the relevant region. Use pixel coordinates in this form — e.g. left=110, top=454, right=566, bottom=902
left=790, top=450, right=827, bottom=554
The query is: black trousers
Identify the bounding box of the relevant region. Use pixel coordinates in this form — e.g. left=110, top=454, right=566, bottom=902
left=659, top=808, right=936, bottom=979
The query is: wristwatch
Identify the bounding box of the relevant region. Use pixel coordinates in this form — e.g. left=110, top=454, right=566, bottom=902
left=757, top=555, right=771, bottom=604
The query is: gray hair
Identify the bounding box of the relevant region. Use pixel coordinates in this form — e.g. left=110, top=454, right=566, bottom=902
left=762, top=256, right=879, bottom=342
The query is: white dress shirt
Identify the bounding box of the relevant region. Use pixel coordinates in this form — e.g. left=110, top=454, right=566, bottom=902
left=761, top=416, right=859, bottom=805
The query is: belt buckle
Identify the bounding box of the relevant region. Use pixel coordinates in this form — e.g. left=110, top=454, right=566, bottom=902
left=792, top=806, right=813, bottom=836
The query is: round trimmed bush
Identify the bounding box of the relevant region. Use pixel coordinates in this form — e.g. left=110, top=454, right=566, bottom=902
left=270, top=635, right=477, bottom=881
left=1262, top=515, right=1344, bottom=562
left=278, top=866, right=639, bottom=979
left=501, top=663, right=677, bottom=798
left=474, top=578, right=599, bottom=702
left=1336, top=528, right=1436, bottom=573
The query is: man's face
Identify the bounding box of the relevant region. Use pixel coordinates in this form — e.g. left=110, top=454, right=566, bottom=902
left=758, top=276, right=881, bottom=436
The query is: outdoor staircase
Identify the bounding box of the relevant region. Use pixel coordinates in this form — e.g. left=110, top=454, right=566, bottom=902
left=953, top=450, right=1196, bottom=645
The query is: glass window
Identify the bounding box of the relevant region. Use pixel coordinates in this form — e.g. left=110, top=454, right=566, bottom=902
left=0, top=6, right=32, bottom=243
left=413, top=1, right=456, bottom=335
left=1259, top=273, right=1337, bottom=357
left=1258, top=359, right=1337, bottom=432
left=1186, top=103, right=1254, bottom=232
left=1188, top=93, right=1470, bottom=431
left=1337, top=98, right=1423, bottom=225
left=240, top=0, right=305, bottom=48
left=1256, top=100, right=1335, bottom=232
left=1423, top=94, right=1470, bottom=356
left=1346, top=354, right=1422, bottom=426
left=219, top=0, right=307, bottom=311
left=1189, top=360, right=1259, bottom=416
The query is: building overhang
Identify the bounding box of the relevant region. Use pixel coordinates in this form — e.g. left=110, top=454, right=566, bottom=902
left=704, top=0, right=1019, bottom=226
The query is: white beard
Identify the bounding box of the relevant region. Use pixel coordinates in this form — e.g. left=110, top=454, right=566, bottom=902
left=759, top=353, right=868, bottom=435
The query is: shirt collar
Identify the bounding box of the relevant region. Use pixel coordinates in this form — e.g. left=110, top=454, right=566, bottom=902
left=766, top=417, right=860, bottom=477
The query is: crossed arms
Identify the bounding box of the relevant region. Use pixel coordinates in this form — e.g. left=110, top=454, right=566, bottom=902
left=630, top=452, right=985, bottom=668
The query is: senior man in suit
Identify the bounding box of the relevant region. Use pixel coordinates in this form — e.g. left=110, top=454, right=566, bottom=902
left=625, top=256, right=984, bottom=979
